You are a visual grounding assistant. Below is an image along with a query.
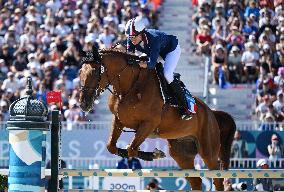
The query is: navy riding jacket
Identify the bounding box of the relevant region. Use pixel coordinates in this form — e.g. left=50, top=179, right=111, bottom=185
left=127, top=29, right=178, bottom=69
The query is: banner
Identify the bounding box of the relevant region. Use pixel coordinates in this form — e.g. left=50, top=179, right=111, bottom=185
left=103, top=177, right=141, bottom=190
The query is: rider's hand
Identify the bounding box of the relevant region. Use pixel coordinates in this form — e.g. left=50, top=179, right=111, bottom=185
left=139, top=62, right=147, bottom=68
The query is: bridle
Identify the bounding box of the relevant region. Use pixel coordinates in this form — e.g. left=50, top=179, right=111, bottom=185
left=79, top=54, right=131, bottom=99
left=80, top=63, right=105, bottom=98
left=80, top=51, right=142, bottom=133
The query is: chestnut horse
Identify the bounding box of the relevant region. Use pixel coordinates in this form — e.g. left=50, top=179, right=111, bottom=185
left=79, top=48, right=236, bottom=191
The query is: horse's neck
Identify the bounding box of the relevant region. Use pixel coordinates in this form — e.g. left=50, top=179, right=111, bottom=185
left=105, top=57, right=141, bottom=96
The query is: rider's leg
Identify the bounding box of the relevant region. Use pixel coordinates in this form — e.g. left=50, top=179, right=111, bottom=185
left=169, top=80, right=193, bottom=120
left=164, top=44, right=181, bottom=83
left=163, top=44, right=193, bottom=120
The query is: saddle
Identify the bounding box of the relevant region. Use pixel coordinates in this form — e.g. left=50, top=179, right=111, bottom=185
left=125, top=59, right=181, bottom=106
left=118, top=49, right=196, bottom=113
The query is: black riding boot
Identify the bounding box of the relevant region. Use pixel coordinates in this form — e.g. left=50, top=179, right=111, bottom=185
left=169, top=80, right=192, bottom=120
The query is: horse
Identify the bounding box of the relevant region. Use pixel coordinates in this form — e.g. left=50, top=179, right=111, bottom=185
left=78, top=48, right=236, bottom=191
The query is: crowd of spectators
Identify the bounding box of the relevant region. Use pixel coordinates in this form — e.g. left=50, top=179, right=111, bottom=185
left=0, top=0, right=161, bottom=122
left=191, top=3, right=284, bottom=183
left=191, top=0, right=284, bottom=125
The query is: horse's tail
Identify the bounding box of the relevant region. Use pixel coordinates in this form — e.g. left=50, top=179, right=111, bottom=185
left=213, top=110, right=236, bottom=170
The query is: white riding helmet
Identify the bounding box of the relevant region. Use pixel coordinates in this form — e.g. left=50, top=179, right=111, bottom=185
left=125, top=16, right=146, bottom=36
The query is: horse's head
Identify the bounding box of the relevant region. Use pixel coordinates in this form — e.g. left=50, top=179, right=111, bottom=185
left=79, top=46, right=141, bottom=112
left=79, top=47, right=105, bottom=112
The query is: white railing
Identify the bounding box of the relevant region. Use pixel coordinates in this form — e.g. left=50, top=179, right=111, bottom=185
left=61, top=121, right=112, bottom=130
left=230, top=158, right=284, bottom=168
left=1, top=168, right=283, bottom=190
left=236, top=121, right=284, bottom=131
left=0, top=121, right=113, bottom=130
left=1, top=158, right=284, bottom=169
left=1, top=121, right=284, bottom=130
left=56, top=157, right=178, bottom=169
left=203, top=55, right=210, bottom=104
left=53, top=158, right=284, bottom=169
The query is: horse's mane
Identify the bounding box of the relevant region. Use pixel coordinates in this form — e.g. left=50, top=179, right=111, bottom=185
left=99, top=49, right=145, bottom=61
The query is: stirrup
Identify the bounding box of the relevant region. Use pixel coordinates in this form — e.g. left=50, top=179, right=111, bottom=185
left=180, top=109, right=193, bottom=120
left=182, top=114, right=192, bottom=120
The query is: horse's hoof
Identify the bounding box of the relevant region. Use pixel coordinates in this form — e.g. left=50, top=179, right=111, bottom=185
left=153, top=148, right=166, bottom=159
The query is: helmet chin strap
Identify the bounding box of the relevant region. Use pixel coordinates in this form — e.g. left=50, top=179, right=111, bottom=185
left=137, top=33, right=145, bottom=45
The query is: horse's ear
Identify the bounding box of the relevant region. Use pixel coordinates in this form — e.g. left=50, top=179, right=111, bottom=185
left=92, top=45, right=100, bottom=56
left=80, top=45, right=101, bottom=66
left=79, top=49, right=86, bottom=57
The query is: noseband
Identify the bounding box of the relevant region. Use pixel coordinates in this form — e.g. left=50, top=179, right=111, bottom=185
left=80, top=63, right=106, bottom=98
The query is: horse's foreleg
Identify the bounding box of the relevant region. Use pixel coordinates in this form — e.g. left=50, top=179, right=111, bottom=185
left=106, top=116, right=124, bottom=155
left=127, top=121, right=156, bottom=157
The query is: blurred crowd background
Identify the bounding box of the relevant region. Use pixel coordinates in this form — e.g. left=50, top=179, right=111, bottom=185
left=0, top=0, right=282, bottom=160
left=191, top=0, right=284, bottom=165
left=0, top=0, right=283, bottom=190
left=0, top=0, right=161, bottom=122
left=191, top=0, right=284, bottom=125
left=0, top=0, right=282, bottom=159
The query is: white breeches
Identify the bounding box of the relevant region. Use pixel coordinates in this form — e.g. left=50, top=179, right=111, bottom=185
left=163, top=44, right=181, bottom=83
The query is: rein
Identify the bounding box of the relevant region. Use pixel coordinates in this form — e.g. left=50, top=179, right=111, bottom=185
left=80, top=51, right=143, bottom=133
left=101, top=55, right=142, bottom=134
left=104, top=63, right=129, bottom=98
left=87, top=53, right=142, bottom=100
left=80, top=64, right=104, bottom=98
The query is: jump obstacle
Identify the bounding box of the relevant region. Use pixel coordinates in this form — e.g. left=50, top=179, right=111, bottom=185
left=4, top=77, right=284, bottom=191
left=59, top=169, right=284, bottom=178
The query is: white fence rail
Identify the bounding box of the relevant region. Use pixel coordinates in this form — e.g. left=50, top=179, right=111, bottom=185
left=0, top=121, right=283, bottom=131
left=60, top=157, right=178, bottom=168
left=53, top=158, right=284, bottom=169
left=1, top=158, right=284, bottom=169
left=203, top=55, right=210, bottom=104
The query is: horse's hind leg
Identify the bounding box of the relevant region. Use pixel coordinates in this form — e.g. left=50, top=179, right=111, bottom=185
left=168, top=139, right=202, bottom=190
left=203, top=157, right=224, bottom=191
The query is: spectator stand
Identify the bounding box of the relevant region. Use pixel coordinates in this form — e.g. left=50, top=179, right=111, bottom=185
left=190, top=1, right=284, bottom=124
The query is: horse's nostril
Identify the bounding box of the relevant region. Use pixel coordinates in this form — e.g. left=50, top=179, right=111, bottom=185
left=79, top=100, right=92, bottom=112
left=79, top=95, right=95, bottom=112
left=80, top=102, right=87, bottom=110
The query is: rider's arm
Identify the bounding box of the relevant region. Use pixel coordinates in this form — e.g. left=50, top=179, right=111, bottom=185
left=147, top=43, right=159, bottom=70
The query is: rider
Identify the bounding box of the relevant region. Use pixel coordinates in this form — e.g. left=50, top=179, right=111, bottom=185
left=124, top=16, right=196, bottom=120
